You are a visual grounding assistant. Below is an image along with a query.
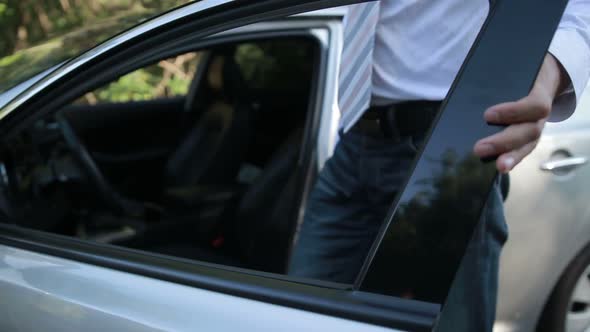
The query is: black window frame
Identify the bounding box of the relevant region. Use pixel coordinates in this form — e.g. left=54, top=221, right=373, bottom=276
left=0, top=0, right=571, bottom=331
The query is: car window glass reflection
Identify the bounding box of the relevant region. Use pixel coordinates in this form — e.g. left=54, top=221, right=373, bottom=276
left=0, top=36, right=317, bottom=275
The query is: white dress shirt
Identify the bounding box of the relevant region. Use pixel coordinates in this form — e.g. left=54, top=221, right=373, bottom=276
left=370, top=0, right=590, bottom=122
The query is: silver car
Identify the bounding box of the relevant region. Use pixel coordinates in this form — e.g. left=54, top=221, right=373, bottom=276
left=496, top=82, right=590, bottom=332
left=0, top=1, right=573, bottom=331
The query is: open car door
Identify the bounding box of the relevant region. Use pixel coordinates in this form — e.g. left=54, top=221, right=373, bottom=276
left=0, top=0, right=570, bottom=331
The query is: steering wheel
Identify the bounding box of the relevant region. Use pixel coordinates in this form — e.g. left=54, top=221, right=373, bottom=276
left=56, top=112, right=147, bottom=216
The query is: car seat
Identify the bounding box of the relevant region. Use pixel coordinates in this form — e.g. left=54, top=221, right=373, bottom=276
left=232, top=129, right=304, bottom=273
left=164, top=54, right=254, bottom=189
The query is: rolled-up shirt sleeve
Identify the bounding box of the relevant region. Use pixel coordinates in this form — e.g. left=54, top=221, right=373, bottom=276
left=548, top=0, right=590, bottom=122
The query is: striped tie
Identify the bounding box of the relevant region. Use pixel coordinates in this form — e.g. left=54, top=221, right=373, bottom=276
left=338, top=1, right=380, bottom=133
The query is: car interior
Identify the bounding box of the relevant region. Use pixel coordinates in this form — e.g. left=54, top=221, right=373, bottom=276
left=0, top=37, right=318, bottom=274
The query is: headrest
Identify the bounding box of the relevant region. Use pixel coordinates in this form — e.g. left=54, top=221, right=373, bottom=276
left=202, top=53, right=250, bottom=106
left=207, top=57, right=225, bottom=92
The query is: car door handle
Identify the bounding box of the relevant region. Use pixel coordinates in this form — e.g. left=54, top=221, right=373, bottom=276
left=540, top=156, right=589, bottom=172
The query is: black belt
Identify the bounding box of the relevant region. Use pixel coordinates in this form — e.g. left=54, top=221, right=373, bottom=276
left=353, top=100, right=442, bottom=140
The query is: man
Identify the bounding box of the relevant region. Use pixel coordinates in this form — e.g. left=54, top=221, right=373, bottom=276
left=289, top=1, right=590, bottom=331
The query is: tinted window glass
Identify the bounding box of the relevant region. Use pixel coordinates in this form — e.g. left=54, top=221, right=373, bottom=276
left=76, top=52, right=202, bottom=104
left=235, top=41, right=314, bottom=91
left=0, top=36, right=318, bottom=277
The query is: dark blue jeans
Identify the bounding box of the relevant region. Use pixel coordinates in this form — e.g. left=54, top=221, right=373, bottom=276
left=288, top=127, right=508, bottom=332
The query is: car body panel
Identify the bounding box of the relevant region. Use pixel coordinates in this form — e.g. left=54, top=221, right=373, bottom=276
left=0, top=245, right=396, bottom=332
left=496, top=83, right=590, bottom=332
left=0, top=66, right=62, bottom=111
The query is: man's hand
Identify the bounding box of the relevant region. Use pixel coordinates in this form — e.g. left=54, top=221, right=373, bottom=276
left=473, top=54, right=570, bottom=173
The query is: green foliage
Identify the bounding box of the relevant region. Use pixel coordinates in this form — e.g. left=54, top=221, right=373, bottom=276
left=97, top=69, right=157, bottom=103
left=0, top=0, right=191, bottom=57
left=0, top=3, right=10, bottom=16
left=168, top=76, right=192, bottom=96
left=0, top=0, right=190, bottom=91
left=0, top=40, right=63, bottom=91
left=79, top=52, right=200, bottom=104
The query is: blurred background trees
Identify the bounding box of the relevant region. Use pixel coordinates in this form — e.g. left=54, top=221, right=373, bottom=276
left=0, top=0, right=188, bottom=58
left=0, top=0, right=190, bottom=92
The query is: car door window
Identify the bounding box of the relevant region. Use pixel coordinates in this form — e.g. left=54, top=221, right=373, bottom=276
left=0, top=34, right=318, bottom=275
